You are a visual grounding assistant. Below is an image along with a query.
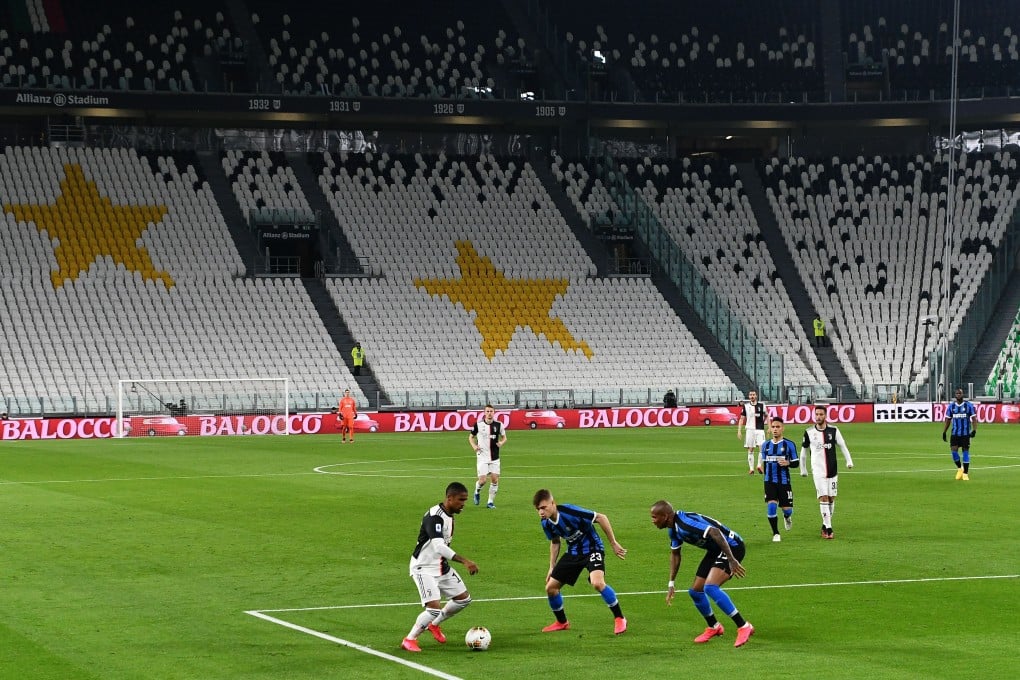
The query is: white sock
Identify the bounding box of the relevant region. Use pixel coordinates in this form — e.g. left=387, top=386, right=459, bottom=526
left=474, top=482, right=483, bottom=494
left=820, top=502, right=831, bottom=529
left=747, top=452, right=755, bottom=470
left=432, top=597, right=470, bottom=626
left=488, top=484, right=498, bottom=503
left=408, top=608, right=441, bottom=639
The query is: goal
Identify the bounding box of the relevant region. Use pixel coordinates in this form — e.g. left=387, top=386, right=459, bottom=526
left=115, top=378, right=290, bottom=437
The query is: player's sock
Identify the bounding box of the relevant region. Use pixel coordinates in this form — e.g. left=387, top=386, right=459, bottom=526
left=488, top=483, right=498, bottom=504
left=821, top=502, right=832, bottom=528
left=767, top=502, right=779, bottom=534
left=475, top=481, right=483, bottom=495
left=962, top=450, right=970, bottom=473
left=688, top=589, right=714, bottom=618
left=408, top=608, right=442, bottom=639
left=432, top=595, right=470, bottom=626
left=952, top=451, right=961, bottom=466
left=548, top=594, right=567, bottom=623
left=747, top=451, right=755, bottom=470
left=829, top=500, right=835, bottom=518
left=704, top=584, right=738, bottom=618
left=783, top=507, right=793, bottom=521
left=598, top=585, right=623, bottom=617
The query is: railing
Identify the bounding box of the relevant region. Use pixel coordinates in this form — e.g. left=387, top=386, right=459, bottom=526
left=6, top=381, right=999, bottom=418
left=930, top=200, right=1020, bottom=394
left=591, top=152, right=785, bottom=401
left=0, top=386, right=750, bottom=417
left=264, top=254, right=300, bottom=275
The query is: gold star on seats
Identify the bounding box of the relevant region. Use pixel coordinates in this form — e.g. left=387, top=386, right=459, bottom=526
left=4, top=163, right=171, bottom=289
left=416, top=241, right=593, bottom=360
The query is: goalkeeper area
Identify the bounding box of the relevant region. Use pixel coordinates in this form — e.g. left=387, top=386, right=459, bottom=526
left=115, top=378, right=290, bottom=437
left=0, top=424, right=1017, bottom=679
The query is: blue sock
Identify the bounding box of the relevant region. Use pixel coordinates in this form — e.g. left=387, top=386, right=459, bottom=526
left=599, top=585, right=618, bottom=607
left=767, top=501, right=778, bottom=518
left=704, top=584, right=737, bottom=617
left=962, top=450, right=970, bottom=464
left=783, top=507, right=793, bottom=520
left=688, top=589, right=713, bottom=617
left=952, top=450, right=961, bottom=464
left=548, top=593, right=564, bottom=612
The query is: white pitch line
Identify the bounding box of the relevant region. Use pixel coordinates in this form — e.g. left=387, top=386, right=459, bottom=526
left=0, top=471, right=319, bottom=486
left=245, top=610, right=463, bottom=680
left=252, top=573, right=1019, bottom=613
left=312, top=463, right=1020, bottom=480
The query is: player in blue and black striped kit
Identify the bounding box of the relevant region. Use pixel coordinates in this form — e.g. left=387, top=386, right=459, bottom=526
left=942, top=387, right=977, bottom=481
left=533, top=489, right=628, bottom=635
left=758, top=417, right=800, bottom=541
left=650, top=500, right=755, bottom=648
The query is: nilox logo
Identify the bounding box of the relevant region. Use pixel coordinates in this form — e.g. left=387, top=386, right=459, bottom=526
left=873, top=403, right=933, bottom=422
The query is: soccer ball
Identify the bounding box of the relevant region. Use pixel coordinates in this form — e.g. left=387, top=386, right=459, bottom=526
left=464, top=626, right=491, bottom=651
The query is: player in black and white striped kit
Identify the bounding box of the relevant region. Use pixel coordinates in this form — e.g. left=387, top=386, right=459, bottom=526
left=800, top=406, right=854, bottom=539
left=401, top=482, right=479, bottom=653
left=469, top=405, right=507, bottom=508
left=737, top=391, right=770, bottom=474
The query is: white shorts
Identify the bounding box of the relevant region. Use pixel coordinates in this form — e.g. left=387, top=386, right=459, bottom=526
left=744, top=429, right=766, bottom=450
left=813, top=474, right=838, bottom=498
left=476, top=456, right=501, bottom=478
left=410, top=568, right=467, bottom=605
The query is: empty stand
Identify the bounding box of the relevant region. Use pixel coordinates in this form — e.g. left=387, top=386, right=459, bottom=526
left=0, top=146, right=363, bottom=414
left=222, top=149, right=314, bottom=225
left=613, top=154, right=827, bottom=389
left=542, top=0, right=823, bottom=102
left=317, top=150, right=736, bottom=397
left=843, top=0, right=1020, bottom=97
left=761, top=151, right=1020, bottom=394
left=0, top=0, right=239, bottom=91
left=248, top=2, right=528, bottom=97
left=985, top=308, right=1020, bottom=398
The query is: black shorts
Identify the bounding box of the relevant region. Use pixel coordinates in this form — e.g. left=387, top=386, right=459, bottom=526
left=764, top=481, right=794, bottom=506
left=550, top=550, right=606, bottom=586
left=695, top=541, right=746, bottom=580
left=949, top=434, right=971, bottom=449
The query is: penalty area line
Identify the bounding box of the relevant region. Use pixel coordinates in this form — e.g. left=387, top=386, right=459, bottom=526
left=244, top=610, right=463, bottom=680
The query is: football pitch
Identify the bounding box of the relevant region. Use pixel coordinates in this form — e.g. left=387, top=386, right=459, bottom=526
left=0, top=423, right=1017, bottom=679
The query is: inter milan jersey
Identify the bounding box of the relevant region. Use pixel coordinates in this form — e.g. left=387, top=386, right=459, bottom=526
left=760, top=437, right=799, bottom=484
left=668, top=511, right=742, bottom=551
left=945, top=400, right=976, bottom=436
left=541, top=503, right=604, bottom=556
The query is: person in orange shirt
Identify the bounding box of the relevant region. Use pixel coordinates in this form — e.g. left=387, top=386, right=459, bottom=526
left=338, top=388, right=358, bottom=443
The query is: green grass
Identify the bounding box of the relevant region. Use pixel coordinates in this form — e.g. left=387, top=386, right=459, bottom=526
left=0, top=424, right=1017, bottom=679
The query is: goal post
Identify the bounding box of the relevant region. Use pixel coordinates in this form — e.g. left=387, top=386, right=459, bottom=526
left=115, top=378, right=290, bottom=437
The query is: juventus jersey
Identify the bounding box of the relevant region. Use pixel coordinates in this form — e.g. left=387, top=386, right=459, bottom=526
left=801, top=426, right=853, bottom=478
left=409, top=503, right=457, bottom=576
left=742, top=401, right=768, bottom=430
left=471, top=418, right=504, bottom=461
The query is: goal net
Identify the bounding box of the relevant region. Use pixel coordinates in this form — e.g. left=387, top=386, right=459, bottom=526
left=115, top=378, right=290, bottom=437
